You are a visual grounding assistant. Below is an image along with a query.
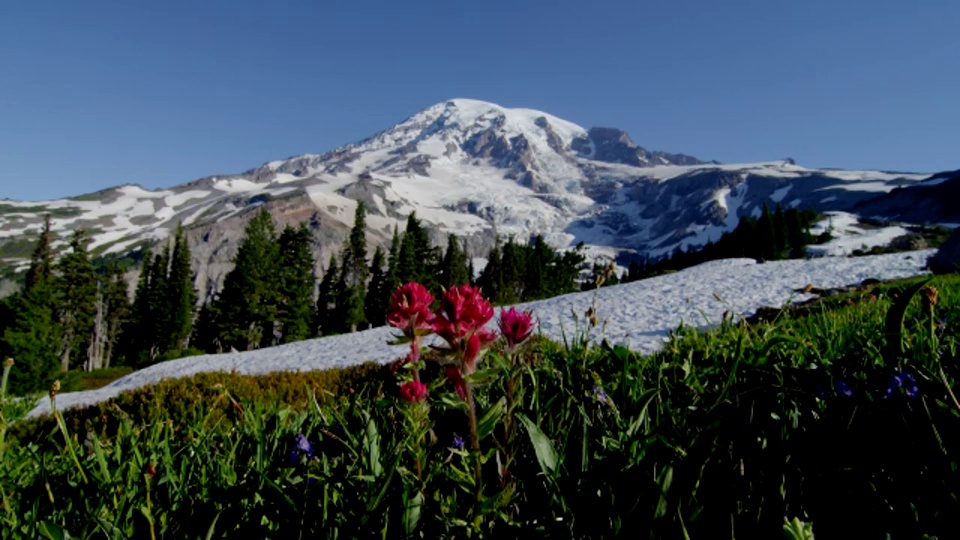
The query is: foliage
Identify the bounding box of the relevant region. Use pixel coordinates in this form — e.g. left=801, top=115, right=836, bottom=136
left=2, top=275, right=959, bottom=537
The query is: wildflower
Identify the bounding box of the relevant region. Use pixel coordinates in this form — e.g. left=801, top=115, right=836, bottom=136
left=387, top=282, right=435, bottom=334
left=885, top=371, right=919, bottom=400
left=590, top=386, right=609, bottom=405
left=433, top=285, right=497, bottom=374
left=399, top=380, right=429, bottom=403
left=451, top=433, right=465, bottom=450
left=922, top=286, right=939, bottom=313
left=834, top=380, right=853, bottom=398
left=2, top=358, right=12, bottom=368
left=49, top=379, right=61, bottom=399
left=498, top=307, right=535, bottom=352
left=288, top=433, right=316, bottom=465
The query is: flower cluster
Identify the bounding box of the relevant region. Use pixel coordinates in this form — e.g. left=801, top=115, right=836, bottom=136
left=885, top=371, right=919, bottom=400
left=387, top=282, right=435, bottom=375
left=385, top=282, right=536, bottom=400
left=400, top=380, right=429, bottom=403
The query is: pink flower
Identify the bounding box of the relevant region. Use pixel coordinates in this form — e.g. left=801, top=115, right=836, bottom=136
left=498, top=307, right=535, bottom=351
left=399, top=380, right=429, bottom=403
left=387, top=282, right=435, bottom=335
left=433, top=285, right=494, bottom=345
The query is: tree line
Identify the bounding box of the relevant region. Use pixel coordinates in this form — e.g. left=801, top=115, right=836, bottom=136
left=0, top=206, right=587, bottom=395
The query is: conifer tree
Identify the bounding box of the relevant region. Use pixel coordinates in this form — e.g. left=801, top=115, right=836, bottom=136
left=382, top=226, right=402, bottom=314
left=364, top=246, right=387, bottom=327
left=439, top=234, right=470, bottom=289
left=337, top=202, right=369, bottom=332
left=756, top=204, right=776, bottom=261
left=477, top=240, right=504, bottom=302
left=3, top=220, right=61, bottom=394
left=24, top=215, right=54, bottom=291
left=164, top=224, right=197, bottom=351
left=397, top=212, right=438, bottom=290
left=102, top=263, right=131, bottom=367
left=213, top=209, right=280, bottom=350
left=773, top=204, right=788, bottom=259
left=55, top=229, right=97, bottom=372
left=523, top=235, right=553, bottom=300
left=314, top=255, right=340, bottom=337
left=277, top=224, right=315, bottom=344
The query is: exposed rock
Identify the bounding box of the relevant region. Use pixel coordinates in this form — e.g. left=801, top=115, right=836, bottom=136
left=929, top=227, right=960, bottom=274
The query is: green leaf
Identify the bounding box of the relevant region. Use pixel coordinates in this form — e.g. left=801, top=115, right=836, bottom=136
left=476, top=397, right=506, bottom=440
left=465, top=368, right=500, bottom=386
left=883, top=278, right=932, bottom=359
left=38, top=521, right=71, bottom=540
left=518, top=413, right=559, bottom=475
left=205, top=511, right=223, bottom=540
left=403, top=490, right=423, bottom=536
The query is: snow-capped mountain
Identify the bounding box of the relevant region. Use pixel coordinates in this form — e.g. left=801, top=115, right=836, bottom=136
left=0, top=98, right=939, bottom=295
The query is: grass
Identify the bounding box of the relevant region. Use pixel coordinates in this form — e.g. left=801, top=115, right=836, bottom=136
left=1, top=274, right=958, bottom=538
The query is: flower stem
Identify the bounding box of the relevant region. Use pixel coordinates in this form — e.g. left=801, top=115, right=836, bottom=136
left=465, top=382, right=483, bottom=524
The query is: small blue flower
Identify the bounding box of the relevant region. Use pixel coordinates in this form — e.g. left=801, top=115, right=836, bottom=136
left=287, top=433, right=316, bottom=466
left=884, top=374, right=903, bottom=400
left=885, top=371, right=920, bottom=400
left=451, top=434, right=465, bottom=450
left=835, top=380, right=853, bottom=398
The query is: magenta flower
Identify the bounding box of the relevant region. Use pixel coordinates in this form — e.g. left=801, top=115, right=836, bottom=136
left=387, top=282, right=435, bottom=335
left=433, top=285, right=497, bottom=373
left=498, top=307, right=535, bottom=351
left=399, top=380, right=429, bottom=403
left=445, top=366, right=467, bottom=399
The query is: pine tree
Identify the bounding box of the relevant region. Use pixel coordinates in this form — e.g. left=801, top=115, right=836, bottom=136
left=102, top=263, right=131, bottom=367
left=314, top=255, right=340, bottom=337
left=213, top=209, right=280, bottom=350
left=277, top=224, right=315, bottom=344
left=523, top=235, right=553, bottom=300
left=3, top=221, right=61, bottom=394
left=164, top=224, right=197, bottom=352
left=382, top=226, right=402, bottom=313
left=24, top=215, right=54, bottom=291
left=477, top=240, right=504, bottom=303
left=773, top=204, right=788, bottom=259
left=55, top=229, right=98, bottom=372
left=364, top=246, right=387, bottom=327
left=756, top=204, right=776, bottom=261
left=439, top=234, right=470, bottom=289
left=341, top=202, right=369, bottom=289
left=397, top=212, right=438, bottom=290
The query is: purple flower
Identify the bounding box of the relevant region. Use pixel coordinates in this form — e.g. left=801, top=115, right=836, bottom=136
left=288, top=433, right=316, bottom=465
left=451, top=433, right=465, bottom=450
left=835, top=380, right=853, bottom=398
left=886, top=371, right=919, bottom=400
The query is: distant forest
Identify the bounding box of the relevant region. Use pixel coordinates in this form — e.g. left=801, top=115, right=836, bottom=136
left=0, top=203, right=820, bottom=396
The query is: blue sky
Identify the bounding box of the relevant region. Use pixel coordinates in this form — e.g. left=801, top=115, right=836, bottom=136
left=2, top=0, right=957, bottom=201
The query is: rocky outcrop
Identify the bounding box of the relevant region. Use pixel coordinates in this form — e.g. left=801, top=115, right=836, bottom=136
left=929, top=227, right=960, bottom=274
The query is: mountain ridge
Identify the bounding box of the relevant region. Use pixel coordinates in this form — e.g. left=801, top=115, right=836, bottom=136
left=0, top=98, right=944, bottom=296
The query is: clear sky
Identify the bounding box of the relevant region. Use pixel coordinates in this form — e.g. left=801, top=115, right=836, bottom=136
left=2, top=0, right=957, bottom=201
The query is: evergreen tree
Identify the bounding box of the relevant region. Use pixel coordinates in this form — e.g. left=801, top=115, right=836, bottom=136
left=477, top=240, right=504, bottom=302
left=522, top=235, right=553, bottom=300
left=276, top=224, right=315, bottom=344
left=164, top=224, right=197, bottom=352
left=439, top=234, right=470, bottom=289
left=773, top=204, right=788, bottom=259
left=102, top=263, right=131, bottom=367
left=314, top=255, right=340, bottom=337
left=341, top=203, right=369, bottom=289
left=24, top=214, right=54, bottom=291
left=499, top=237, right=525, bottom=304
left=397, top=212, right=438, bottom=290
left=213, top=209, right=280, bottom=350
left=55, top=229, right=98, bottom=372
left=756, top=204, right=776, bottom=261
left=785, top=208, right=807, bottom=258
left=364, top=246, right=387, bottom=327
left=3, top=222, right=61, bottom=394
